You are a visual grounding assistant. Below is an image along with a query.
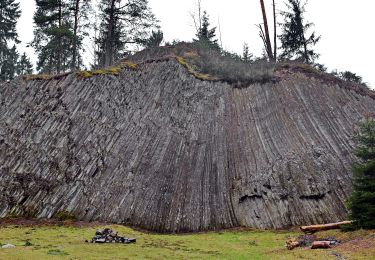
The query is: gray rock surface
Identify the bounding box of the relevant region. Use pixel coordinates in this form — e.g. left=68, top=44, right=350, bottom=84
left=1, top=244, right=15, bottom=249
left=0, top=60, right=374, bottom=232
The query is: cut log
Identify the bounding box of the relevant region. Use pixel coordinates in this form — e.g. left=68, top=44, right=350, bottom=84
left=311, top=241, right=331, bottom=249
left=300, top=221, right=352, bottom=233
left=286, top=240, right=300, bottom=250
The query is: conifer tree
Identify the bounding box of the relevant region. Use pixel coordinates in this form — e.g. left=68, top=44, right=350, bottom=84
left=142, top=30, right=163, bottom=48
left=1, top=44, right=18, bottom=80
left=194, top=11, right=218, bottom=48
left=347, top=117, right=375, bottom=230
left=32, top=0, right=75, bottom=74
left=70, top=0, right=92, bottom=70
left=242, top=43, right=253, bottom=63
left=17, top=52, right=34, bottom=76
left=0, top=0, right=21, bottom=81
left=95, top=0, right=159, bottom=68
left=339, top=71, right=367, bottom=87
left=279, top=0, right=320, bottom=63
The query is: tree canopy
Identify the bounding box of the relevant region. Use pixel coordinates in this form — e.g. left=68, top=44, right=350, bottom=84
left=0, top=0, right=21, bottom=80
left=278, top=0, right=320, bottom=63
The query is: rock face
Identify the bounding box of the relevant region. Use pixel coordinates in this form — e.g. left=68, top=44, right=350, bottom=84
left=0, top=59, right=374, bottom=232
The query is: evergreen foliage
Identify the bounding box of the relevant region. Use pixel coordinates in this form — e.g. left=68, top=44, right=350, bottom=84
left=70, top=0, right=92, bottom=70
left=194, top=11, right=218, bottom=48
left=347, top=117, right=375, bottom=230
left=32, top=0, right=91, bottom=73
left=0, top=0, right=21, bottom=81
left=1, top=44, right=18, bottom=80
left=339, top=71, right=367, bottom=87
left=17, top=52, right=34, bottom=75
left=242, top=43, right=254, bottom=63
left=32, top=0, right=73, bottom=73
left=279, top=0, right=320, bottom=63
left=95, top=0, right=159, bottom=68
left=142, top=30, right=163, bottom=48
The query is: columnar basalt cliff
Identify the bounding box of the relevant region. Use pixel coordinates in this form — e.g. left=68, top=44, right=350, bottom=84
left=0, top=55, right=374, bottom=232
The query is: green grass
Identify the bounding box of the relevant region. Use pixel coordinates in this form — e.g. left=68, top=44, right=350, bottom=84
left=0, top=224, right=373, bottom=259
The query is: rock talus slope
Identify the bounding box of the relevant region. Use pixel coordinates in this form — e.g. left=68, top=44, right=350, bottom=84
left=0, top=60, right=374, bottom=232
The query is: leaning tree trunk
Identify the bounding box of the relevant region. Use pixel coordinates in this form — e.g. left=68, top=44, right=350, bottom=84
left=273, top=0, right=277, bottom=60
left=259, top=0, right=274, bottom=61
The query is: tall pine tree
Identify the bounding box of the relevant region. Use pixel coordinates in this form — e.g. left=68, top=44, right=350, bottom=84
left=70, top=0, right=92, bottom=70
left=95, top=0, right=159, bottom=68
left=0, top=0, right=21, bottom=81
left=32, top=0, right=75, bottom=74
left=1, top=44, right=18, bottom=80
left=347, top=117, right=375, bottom=230
left=278, top=0, right=320, bottom=63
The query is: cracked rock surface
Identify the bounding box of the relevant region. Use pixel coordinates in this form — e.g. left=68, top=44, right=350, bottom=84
left=0, top=60, right=374, bottom=232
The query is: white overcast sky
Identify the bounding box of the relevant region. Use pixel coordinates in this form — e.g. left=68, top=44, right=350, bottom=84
left=17, top=0, right=375, bottom=88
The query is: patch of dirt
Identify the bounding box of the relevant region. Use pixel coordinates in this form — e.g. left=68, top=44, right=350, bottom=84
left=337, top=235, right=375, bottom=252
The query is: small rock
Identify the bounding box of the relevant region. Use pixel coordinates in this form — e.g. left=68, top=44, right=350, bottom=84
left=93, top=238, right=106, bottom=243
left=95, top=229, right=104, bottom=235
left=2, top=244, right=16, bottom=249
left=128, top=238, right=136, bottom=243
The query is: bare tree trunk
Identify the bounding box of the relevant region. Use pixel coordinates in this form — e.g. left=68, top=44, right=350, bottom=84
left=303, top=39, right=309, bottom=63
left=218, top=17, right=223, bottom=49
left=57, top=0, right=62, bottom=74
left=256, top=24, right=268, bottom=53
left=191, top=0, right=203, bottom=35
left=104, top=0, right=116, bottom=67
left=72, top=0, right=80, bottom=71
left=273, top=0, right=277, bottom=60
left=197, top=0, right=202, bottom=32
left=259, top=0, right=274, bottom=62
left=300, top=221, right=352, bottom=233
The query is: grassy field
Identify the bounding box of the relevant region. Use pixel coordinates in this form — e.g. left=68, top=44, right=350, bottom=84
left=0, top=221, right=374, bottom=259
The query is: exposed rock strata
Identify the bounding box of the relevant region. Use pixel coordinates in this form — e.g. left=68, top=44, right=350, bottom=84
left=0, top=60, right=374, bottom=232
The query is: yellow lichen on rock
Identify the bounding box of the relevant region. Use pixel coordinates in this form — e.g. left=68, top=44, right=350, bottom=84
left=22, top=74, right=54, bottom=81
left=175, top=56, right=218, bottom=81
left=77, top=61, right=138, bottom=79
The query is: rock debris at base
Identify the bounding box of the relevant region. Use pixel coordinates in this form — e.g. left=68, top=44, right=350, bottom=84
left=90, top=228, right=136, bottom=244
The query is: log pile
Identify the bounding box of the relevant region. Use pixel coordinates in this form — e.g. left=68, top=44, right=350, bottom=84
left=286, top=221, right=346, bottom=250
